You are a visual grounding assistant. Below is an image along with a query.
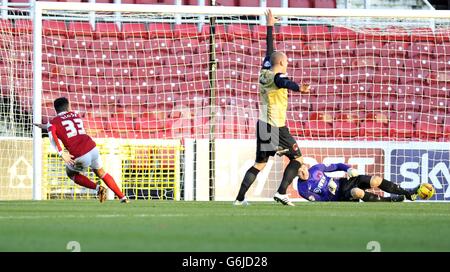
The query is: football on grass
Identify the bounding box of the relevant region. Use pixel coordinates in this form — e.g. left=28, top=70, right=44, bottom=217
left=417, top=183, right=435, bottom=200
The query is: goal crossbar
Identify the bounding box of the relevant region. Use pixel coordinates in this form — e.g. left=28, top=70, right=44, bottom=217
left=35, top=1, right=450, bottom=19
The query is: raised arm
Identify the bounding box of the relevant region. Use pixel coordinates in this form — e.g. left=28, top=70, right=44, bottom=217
left=262, top=9, right=277, bottom=69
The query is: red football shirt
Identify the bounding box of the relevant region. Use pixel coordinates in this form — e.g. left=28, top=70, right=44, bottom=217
left=48, top=111, right=96, bottom=158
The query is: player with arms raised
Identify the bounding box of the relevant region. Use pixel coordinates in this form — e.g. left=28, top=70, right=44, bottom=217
left=296, top=163, right=418, bottom=202
left=234, top=9, right=310, bottom=206
left=34, top=97, right=129, bottom=203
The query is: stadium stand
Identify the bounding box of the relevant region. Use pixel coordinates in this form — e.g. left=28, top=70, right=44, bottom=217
left=2, top=0, right=450, bottom=142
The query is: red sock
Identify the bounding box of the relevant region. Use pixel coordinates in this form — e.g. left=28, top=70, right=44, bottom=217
left=102, top=173, right=125, bottom=199
left=72, top=174, right=97, bottom=190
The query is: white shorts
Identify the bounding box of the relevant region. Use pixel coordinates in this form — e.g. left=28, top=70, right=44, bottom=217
left=66, top=147, right=103, bottom=173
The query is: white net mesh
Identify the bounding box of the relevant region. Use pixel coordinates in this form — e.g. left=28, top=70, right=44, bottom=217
left=0, top=4, right=449, bottom=200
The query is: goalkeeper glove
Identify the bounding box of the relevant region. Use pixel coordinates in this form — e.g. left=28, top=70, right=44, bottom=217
left=347, top=168, right=358, bottom=179
left=328, top=178, right=337, bottom=195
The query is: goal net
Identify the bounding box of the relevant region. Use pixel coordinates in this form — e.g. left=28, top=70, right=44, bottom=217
left=1, top=3, right=449, bottom=201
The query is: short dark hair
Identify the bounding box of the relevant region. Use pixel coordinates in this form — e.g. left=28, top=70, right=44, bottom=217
left=54, top=97, right=69, bottom=113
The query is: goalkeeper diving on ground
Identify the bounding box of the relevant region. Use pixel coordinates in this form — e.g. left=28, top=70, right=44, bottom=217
left=296, top=163, right=419, bottom=202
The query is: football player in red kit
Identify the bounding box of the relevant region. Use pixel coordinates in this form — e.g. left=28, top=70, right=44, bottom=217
left=34, top=97, right=129, bottom=203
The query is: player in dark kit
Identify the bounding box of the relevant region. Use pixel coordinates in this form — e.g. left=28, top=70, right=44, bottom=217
left=296, top=163, right=418, bottom=202
left=34, top=97, right=129, bottom=203
left=234, top=9, right=310, bottom=206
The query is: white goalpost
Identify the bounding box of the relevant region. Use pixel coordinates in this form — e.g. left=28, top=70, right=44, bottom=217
left=0, top=2, right=448, bottom=201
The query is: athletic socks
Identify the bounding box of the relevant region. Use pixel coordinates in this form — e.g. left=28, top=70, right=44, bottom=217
left=378, top=179, right=411, bottom=197
left=101, top=173, right=125, bottom=199
left=72, top=174, right=97, bottom=190
left=236, top=166, right=260, bottom=201
left=277, top=160, right=301, bottom=194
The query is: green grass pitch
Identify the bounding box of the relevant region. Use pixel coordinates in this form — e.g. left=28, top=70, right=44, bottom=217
left=1, top=201, right=449, bottom=252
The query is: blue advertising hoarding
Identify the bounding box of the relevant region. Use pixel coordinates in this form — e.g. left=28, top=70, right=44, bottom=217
left=391, top=149, right=450, bottom=200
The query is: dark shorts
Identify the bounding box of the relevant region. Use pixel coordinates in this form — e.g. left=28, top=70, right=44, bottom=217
left=255, top=120, right=302, bottom=163
left=338, top=175, right=372, bottom=201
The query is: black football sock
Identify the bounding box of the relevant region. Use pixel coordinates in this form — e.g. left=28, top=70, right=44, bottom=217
left=362, top=192, right=391, bottom=202
left=236, top=166, right=260, bottom=201
left=277, top=160, right=301, bottom=194
left=378, top=179, right=410, bottom=196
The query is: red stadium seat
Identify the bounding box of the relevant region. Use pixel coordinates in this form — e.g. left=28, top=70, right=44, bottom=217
left=68, top=22, right=94, bottom=38
left=314, top=0, right=336, bottom=8
left=148, top=23, right=173, bottom=38
left=310, top=95, right=339, bottom=111
left=329, top=40, right=356, bottom=57
left=293, top=67, right=321, bottom=84
left=43, top=21, right=68, bottom=37
left=373, top=69, right=400, bottom=84
left=201, top=24, right=227, bottom=40
left=95, top=23, right=119, bottom=38
left=348, top=68, right=375, bottom=83
left=389, top=116, right=414, bottom=139
left=355, top=41, right=383, bottom=56
left=305, top=112, right=334, bottom=137
left=304, top=40, right=330, bottom=56
left=434, top=42, right=450, bottom=56
left=227, top=24, right=252, bottom=40
left=222, top=40, right=251, bottom=54
left=361, top=112, right=389, bottom=137
left=276, top=40, right=303, bottom=56
left=295, top=57, right=326, bottom=70
left=91, top=36, right=120, bottom=51
left=404, top=57, right=433, bottom=70
left=325, top=57, right=353, bottom=69
left=411, top=27, right=436, bottom=42
left=277, top=25, right=304, bottom=40
left=0, top=20, right=12, bottom=31
left=334, top=112, right=361, bottom=138
left=396, top=85, right=422, bottom=98
left=135, top=0, right=159, bottom=3
left=65, top=36, right=93, bottom=50
left=305, top=25, right=331, bottom=41
left=421, top=97, right=447, bottom=113
left=173, top=24, right=199, bottom=38
left=311, top=84, right=340, bottom=96
left=237, top=0, right=259, bottom=6
left=415, top=121, right=444, bottom=140
left=371, top=84, right=396, bottom=96
left=339, top=93, right=365, bottom=111
left=122, top=23, right=148, bottom=39
left=398, top=69, right=429, bottom=84
left=409, top=42, right=435, bottom=58
left=215, top=0, right=236, bottom=6
left=392, top=95, right=420, bottom=112
left=358, top=26, right=410, bottom=42
left=380, top=41, right=409, bottom=57
left=319, top=68, right=348, bottom=83
left=84, top=117, right=106, bottom=135
left=419, top=112, right=446, bottom=124
left=14, top=20, right=32, bottom=34
left=330, top=26, right=357, bottom=41
left=267, top=0, right=282, bottom=6
left=251, top=25, right=267, bottom=41
left=363, top=94, right=393, bottom=111
left=289, top=0, right=312, bottom=8
left=43, top=35, right=67, bottom=51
